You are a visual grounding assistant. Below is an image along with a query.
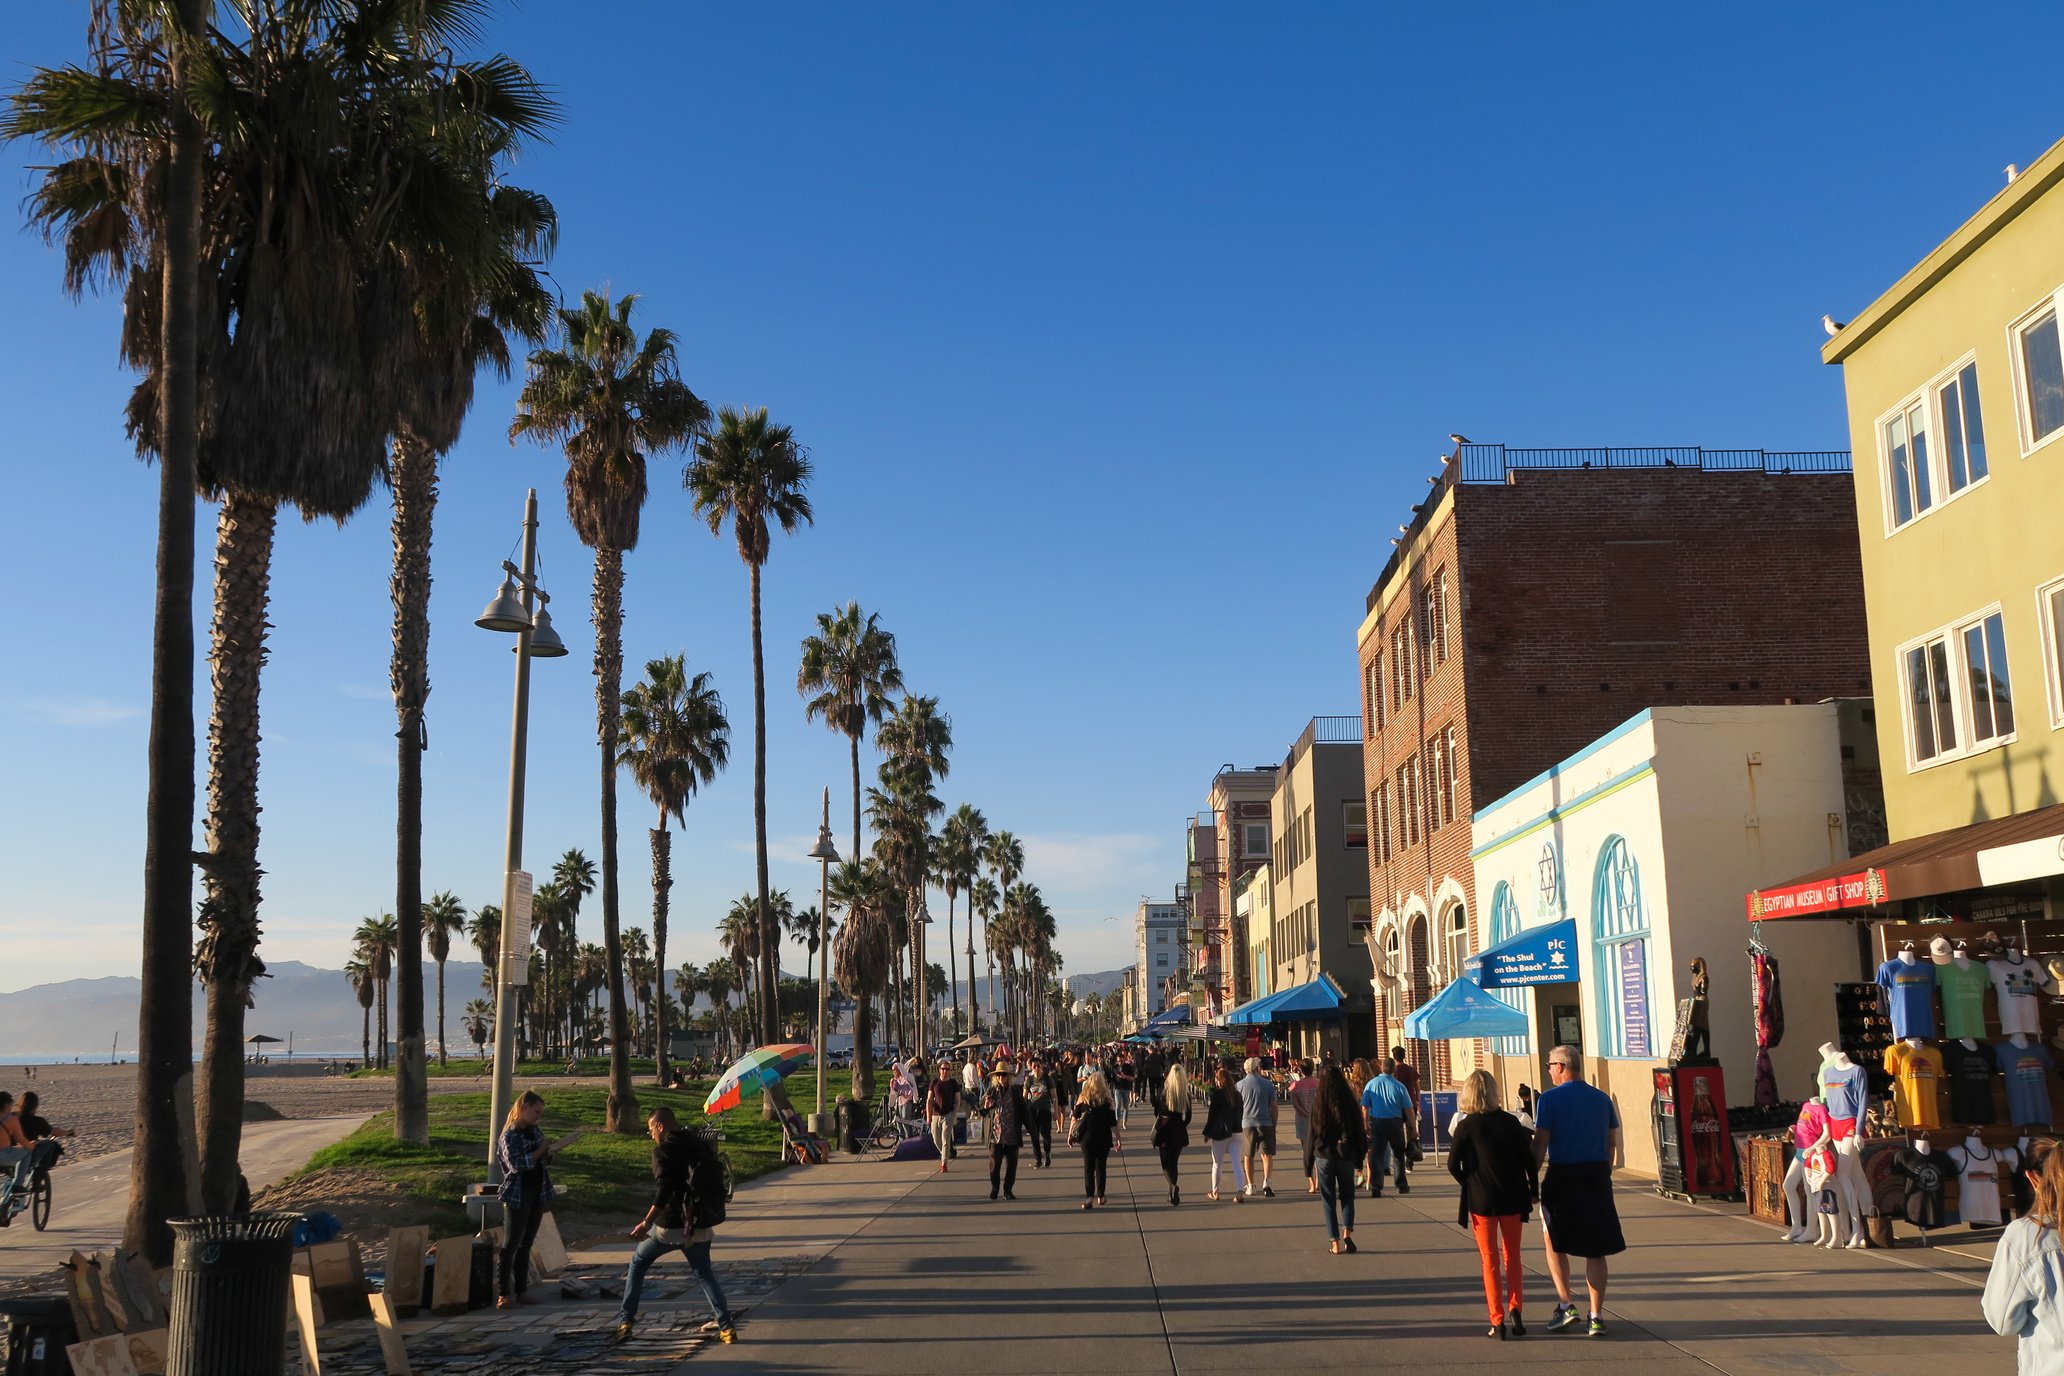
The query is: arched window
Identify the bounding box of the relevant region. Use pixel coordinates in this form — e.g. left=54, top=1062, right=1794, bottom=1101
left=1443, top=904, right=1469, bottom=984
left=1591, top=835, right=1653, bottom=1058
left=1487, top=881, right=1529, bottom=1055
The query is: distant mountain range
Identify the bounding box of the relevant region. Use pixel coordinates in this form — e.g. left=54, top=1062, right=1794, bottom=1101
left=0, top=960, right=1135, bottom=1060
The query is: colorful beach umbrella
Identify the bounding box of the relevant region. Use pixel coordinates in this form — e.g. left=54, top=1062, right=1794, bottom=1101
left=703, top=1042, right=814, bottom=1115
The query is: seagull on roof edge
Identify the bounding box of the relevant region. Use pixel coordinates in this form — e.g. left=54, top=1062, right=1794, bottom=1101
left=1822, top=314, right=1844, bottom=337
left=1448, top=433, right=1469, bottom=446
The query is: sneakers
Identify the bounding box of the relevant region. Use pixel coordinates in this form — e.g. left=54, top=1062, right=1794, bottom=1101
left=612, top=1322, right=633, bottom=1344
left=1586, top=1316, right=1607, bottom=1339
left=1261, top=1183, right=1275, bottom=1198
left=718, top=1327, right=737, bottom=1345
left=1546, top=1304, right=1580, bottom=1333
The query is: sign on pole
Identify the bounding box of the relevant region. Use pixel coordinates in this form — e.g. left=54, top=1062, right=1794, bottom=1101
left=502, top=870, right=533, bottom=986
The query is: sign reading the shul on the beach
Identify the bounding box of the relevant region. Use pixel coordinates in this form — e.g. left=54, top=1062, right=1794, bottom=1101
left=502, top=870, right=533, bottom=986
left=1467, top=918, right=1578, bottom=988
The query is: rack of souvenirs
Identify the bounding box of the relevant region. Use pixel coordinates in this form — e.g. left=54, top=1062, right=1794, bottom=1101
left=1762, top=923, right=2064, bottom=1246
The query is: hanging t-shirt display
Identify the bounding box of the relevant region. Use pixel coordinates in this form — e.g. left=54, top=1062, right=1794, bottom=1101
left=1950, top=1141, right=2007, bottom=1227
left=1877, top=958, right=1938, bottom=1040
left=1937, top=960, right=1991, bottom=1041
left=1891, top=1146, right=1948, bottom=1228
left=1883, top=1041, right=1944, bottom=1129
left=1989, top=956, right=2049, bottom=1038
left=1819, top=1061, right=1869, bottom=1125
left=1995, top=1039, right=2056, bottom=1127
left=1940, top=1041, right=1998, bottom=1125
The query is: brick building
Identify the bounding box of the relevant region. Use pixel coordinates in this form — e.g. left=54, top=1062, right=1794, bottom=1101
left=1188, top=765, right=1277, bottom=1019
left=1358, top=443, right=1871, bottom=1090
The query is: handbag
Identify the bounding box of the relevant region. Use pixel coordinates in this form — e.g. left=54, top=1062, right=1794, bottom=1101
left=1068, top=1117, right=1085, bottom=1147
left=1405, top=1134, right=1425, bottom=1165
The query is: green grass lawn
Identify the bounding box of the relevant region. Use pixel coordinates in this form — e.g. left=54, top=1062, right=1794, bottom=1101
left=302, top=1079, right=801, bottom=1241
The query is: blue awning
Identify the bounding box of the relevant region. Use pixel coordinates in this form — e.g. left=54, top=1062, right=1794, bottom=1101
left=1143, top=1005, right=1193, bottom=1029
left=1403, top=977, right=1532, bottom=1040
left=1223, top=974, right=1346, bottom=1026
left=1465, top=918, right=1579, bottom=989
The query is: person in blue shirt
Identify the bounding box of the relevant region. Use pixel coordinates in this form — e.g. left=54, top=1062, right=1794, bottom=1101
left=1360, top=1059, right=1417, bottom=1198
left=1531, top=1046, right=1625, bottom=1338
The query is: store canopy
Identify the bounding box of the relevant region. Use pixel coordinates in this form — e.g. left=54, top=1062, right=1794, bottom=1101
left=1403, top=977, right=1531, bottom=1040
left=1143, top=1005, right=1193, bottom=1030
left=1223, top=974, right=1347, bottom=1026
left=1746, top=800, right=2064, bottom=920
left=1465, top=918, right=1579, bottom=988
left=1165, top=1024, right=1248, bottom=1042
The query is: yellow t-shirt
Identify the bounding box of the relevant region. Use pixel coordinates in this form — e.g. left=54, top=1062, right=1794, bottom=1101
left=1883, top=1041, right=1944, bottom=1130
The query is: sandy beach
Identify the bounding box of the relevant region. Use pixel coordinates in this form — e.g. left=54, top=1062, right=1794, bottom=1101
left=0, top=1063, right=486, bottom=1167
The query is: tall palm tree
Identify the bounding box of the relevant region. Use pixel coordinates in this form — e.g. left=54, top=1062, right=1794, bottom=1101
left=967, top=877, right=1000, bottom=1034
left=701, top=958, right=736, bottom=1056
left=9, top=0, right=552, bottom=1236
left=620, top=655, right=728, bottom=1086
left=462, top=998, right=493, bottom=1058
left=513, top=290, right=708, bottom=1133
left=623, top=926, right=652, bottom=1035
left=717, top=895, right=765, bottom=1042
left=674, top=962, right=702, bottom=1046
left=422, top=891, right=468, bottom=1068
left=797, top=603, right=903, bottom=859
left=983, top=832, right=1023, bottom=1025
left=551, top=850, right=596, bottom=1058
left=936, top=804, right=987, bottom=1039
left=347, top=959, right=376, bottom=1069
left=388, top=167, right=557, bottom=1144
left=687, top=406, right=814, bottom=1043
left=830, top=859, right=893, bottom=1101
left=875, top=696, right=951, bottom=1045
left=468, top=904, right=502, bottom=974
left=528, top=881, right=570, bottom=1057
left=355, top=914, right=399, bottom=1070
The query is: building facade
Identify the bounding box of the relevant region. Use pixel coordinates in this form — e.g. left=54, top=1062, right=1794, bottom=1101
left=1238, top=864, right=1272, bottom=999
left=1190, top=765, right=1278, bottom=1018
left=1133, top=899, right=1184, bottom=1022
left=1823, top=136, right=2064, bottom=844
left=1359, top=444, right=1872, bottom=1089
left=1264, top=717, right=1376, bottom=1059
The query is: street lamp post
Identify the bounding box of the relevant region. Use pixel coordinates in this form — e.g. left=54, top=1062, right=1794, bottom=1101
left=807, top=789, right=841, bottom=1136
left=475, top=489, right=567, bottom=1176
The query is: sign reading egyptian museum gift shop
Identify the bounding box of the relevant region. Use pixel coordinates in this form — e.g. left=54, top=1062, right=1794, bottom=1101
left=1466, top=918, right=1578, bottom=989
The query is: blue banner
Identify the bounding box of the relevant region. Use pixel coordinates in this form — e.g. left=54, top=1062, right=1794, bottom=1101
left=1467, top=918, right=1579, bottom=989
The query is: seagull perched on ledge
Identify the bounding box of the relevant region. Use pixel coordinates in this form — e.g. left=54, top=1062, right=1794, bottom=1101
left=1822, top=314, right=1845, bottom=337
left=1448, top=433, right=1470, bottom=446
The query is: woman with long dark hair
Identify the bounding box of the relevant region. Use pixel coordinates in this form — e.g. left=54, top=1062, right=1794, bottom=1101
left=1311, top=1065, right=1367, bottom=1253
left=1202, top=1065, right=1247, bottom=1202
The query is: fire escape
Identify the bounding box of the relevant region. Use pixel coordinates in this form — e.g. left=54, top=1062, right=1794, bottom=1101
left=1186, top=814, right=1229, bottom=1017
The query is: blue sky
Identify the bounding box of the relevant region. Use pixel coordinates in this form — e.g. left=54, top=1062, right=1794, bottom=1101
left=3, top=3, right=2061, bottom=990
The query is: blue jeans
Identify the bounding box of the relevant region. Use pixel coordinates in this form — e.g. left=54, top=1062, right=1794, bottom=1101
left=1317, top=1152, right=1356, bottom=1239
left=616, top=1230, right=731, bottom=1329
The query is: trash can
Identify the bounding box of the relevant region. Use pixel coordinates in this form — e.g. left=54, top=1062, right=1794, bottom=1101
left=166, top=1212, right=301, bottom=1376
left=0, top=1295, right=76, bottom=1376
left=836, top=1098, right=869, bottom=1154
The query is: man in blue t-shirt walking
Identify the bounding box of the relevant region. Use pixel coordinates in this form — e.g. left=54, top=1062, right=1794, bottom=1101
left=1359, top=1059, right=1417, bottom=1198
left=1532, top=1045, right=1626, bottom=1338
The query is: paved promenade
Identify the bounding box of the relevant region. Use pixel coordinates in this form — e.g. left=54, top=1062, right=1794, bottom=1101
left=706, top=1135, right=2010, bottom=1375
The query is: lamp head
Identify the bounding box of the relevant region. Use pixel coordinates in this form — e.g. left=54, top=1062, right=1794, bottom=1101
left=527, top=604, right=569, bottom=658
left=474, top=571, right=531, bottom=632
left=807, top=821, right=840, bottom=864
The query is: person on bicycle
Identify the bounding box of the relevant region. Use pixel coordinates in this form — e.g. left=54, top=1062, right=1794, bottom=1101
left=0, top=1093, right=35, bottom=1226
left=16, top=1093, right=71, bottom=1173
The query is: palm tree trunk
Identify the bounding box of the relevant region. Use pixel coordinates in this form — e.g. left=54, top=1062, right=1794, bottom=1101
left=594, top=546, right=640, bottom=1132
left=128, top=0, right=207, bottom=1267
left=946, top=891, right=960, bottom=1037
left=377, top=974, right=390, bottom=1070
left=967, top=916, right=981, bottom=1036
left=194, top=492, right=276, bottom=1214
left=848, top=731, right=861, bottom=862
left=361, top=1004, right=371, bottom=1067
left=389, top=434, right=436, bottom=1144
left=435, top=958, right=448, bottom=1068
left=749, top=561, right=777, bottom=1047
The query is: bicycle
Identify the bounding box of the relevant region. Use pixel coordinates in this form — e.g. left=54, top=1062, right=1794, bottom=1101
left=3, top=1164, right=52, bottom=1232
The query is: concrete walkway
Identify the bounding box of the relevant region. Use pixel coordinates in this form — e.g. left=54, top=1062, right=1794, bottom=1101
left=0, top=1114, right=369, bottom=1282
left=702, top=1137, right=2015, bottom=1375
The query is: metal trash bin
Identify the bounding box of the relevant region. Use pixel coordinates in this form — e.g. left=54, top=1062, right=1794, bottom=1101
left=167, top=1212, right=301, bottom=1376
left=0, top=1296, right=77, bottom=1376
left=837, top=1098, right=870, bottom=1154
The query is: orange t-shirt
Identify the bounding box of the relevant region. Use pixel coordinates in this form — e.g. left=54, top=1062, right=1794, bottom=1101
left=1883, top=1042, right=1944, bottom=1130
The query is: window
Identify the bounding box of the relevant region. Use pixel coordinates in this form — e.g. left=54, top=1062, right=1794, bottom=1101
left=1155, top=929, right=1167, bottom=944
left=1373, top=784, right=1393, bottom=863
left=1442, top=904, right=1468, bottom=983
left=1591, top=836, right=1652, bottom=1058
left=2016, top=298, right=2064, bottom=448
left=1348, top=896, right=1371, bottom=933
left=1343, top=800, right=1368, bottom=848
left=2040, top=575, right=2064, bottom=728
left=1243, top=821, right=1268, bottom=858
left=1426, top=734, right=1445, bottom=833
left=1899, top=607, right=2016, bottom=767
left=1395, top=763, right=1415, bottom=848
left=1392, top=624, right=1415, bottom=709
left=1883, top=396, right=1933, bottom=527
left=1443, top=724, right=1460, bottom=825
left=1939, top=363, right=1988, bottom=492
left=1486, top=882, right=1529, bottom=1055
left=1431, top=567, right=1452, bottom=664
left=1365, top=656, right=1384, bottom=732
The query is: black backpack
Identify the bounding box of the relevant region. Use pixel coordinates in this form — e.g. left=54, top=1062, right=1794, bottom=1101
left=684, top=1133, right=729, bottom=1229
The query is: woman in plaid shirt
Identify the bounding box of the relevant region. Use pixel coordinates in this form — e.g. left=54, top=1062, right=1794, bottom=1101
left=496, top=1090, right=558, bottom=1307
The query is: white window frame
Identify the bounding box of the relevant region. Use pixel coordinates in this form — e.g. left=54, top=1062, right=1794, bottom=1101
left=2010, top=287, right=2064, bottom=458
left=1874, top=351, right=1990, bottom=535
left=2038, top=573, right=2064, bottom=730
left=1893, top=602, right=2018, bottom=771
left=1243, top=821, right=1268, bottom=859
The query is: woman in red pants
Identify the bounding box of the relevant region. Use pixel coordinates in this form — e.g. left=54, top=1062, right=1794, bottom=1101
left=1447, top=1069, right=1538, bottom=1339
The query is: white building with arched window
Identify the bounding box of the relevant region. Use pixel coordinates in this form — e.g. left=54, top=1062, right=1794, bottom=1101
left=1467, top=705, right=1868, bottom=1178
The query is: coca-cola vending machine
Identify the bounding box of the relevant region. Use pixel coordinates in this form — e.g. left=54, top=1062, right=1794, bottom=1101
left=1652, top=1064, right=1735, bottom=1198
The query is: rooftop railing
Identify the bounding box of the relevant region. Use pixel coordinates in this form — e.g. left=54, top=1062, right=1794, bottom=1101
left=1457, top=443, right=1851, bottom=484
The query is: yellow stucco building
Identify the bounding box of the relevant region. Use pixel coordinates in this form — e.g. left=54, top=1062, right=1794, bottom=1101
left=1824, top=135, right=2064, bottom=840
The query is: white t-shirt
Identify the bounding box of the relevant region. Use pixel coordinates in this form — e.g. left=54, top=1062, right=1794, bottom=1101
left=1990, top=955, right=2049, bottom=1037
left=1951, top=1141, right=2013, bottom=1227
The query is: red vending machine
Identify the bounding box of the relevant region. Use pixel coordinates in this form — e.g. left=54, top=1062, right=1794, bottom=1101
left=1652, top=1064, right=1735, bottom=1198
